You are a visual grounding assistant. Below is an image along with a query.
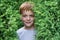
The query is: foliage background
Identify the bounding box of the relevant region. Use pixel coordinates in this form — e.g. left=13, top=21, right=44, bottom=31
left=0, top=0, right=60, bottom=40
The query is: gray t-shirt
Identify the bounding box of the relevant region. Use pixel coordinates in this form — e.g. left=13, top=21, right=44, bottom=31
left=16, top=27, right=36, bottom=40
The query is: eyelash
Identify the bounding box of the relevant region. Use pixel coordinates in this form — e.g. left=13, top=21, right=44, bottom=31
left=23, top=15, right=26, bottom=17
left=30, top=15, right=34, bottom=17
left=23, top=15, right=34, bottom=17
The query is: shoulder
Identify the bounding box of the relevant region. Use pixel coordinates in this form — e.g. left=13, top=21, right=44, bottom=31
left=16, top=27, right=24, bottom=34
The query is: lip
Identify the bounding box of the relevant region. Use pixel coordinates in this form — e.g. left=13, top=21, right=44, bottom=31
left=26, top=22, right=31, bottom=24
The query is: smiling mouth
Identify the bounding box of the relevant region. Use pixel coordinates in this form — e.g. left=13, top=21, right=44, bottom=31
left=26, top=22, right=31, bottom=24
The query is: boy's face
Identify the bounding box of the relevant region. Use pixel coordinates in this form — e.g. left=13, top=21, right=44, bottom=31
left=21, top=10, right=34, bottom=28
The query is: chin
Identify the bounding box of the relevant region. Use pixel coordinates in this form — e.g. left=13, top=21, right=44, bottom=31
left=26, top=25, right=32, bottom=27
left=25, top=24, right=32, bottom=27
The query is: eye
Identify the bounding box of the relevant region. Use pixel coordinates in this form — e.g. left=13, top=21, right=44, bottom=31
left=30, top=15, right=34, bottom=17
left=23, top=15, right=27, bottom=17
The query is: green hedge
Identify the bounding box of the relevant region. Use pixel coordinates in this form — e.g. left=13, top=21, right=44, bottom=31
left=0, top=0, right=60, bottom=40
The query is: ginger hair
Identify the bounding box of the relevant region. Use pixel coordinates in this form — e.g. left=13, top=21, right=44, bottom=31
left=19, top=2, right=34, bottom=14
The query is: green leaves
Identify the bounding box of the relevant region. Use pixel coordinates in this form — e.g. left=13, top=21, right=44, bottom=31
left=0, top=0, right=60, bottom=40
left=33, top=0, right=60, bottom=40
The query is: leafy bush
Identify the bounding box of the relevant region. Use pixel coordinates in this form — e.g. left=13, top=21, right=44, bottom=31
left=0, top=0, right=60, bottom=40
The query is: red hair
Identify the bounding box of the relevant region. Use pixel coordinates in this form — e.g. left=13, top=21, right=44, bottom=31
left=19, top=2, right=33, bottom=14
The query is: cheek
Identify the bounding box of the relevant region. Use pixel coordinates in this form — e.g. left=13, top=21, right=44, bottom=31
left=22, top=17, right=26, bottom=21
left=31, top=17, right=34, bottom=21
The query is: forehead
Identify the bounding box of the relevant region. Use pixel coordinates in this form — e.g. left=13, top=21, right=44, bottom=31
left=22, top=10, right=34, bottom=15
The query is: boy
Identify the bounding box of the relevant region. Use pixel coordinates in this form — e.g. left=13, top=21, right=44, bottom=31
left=16, top=2, right=36, bottom=40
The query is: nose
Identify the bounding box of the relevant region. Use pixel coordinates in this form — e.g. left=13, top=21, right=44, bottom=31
left=27, top=16, right=30, bottom=21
